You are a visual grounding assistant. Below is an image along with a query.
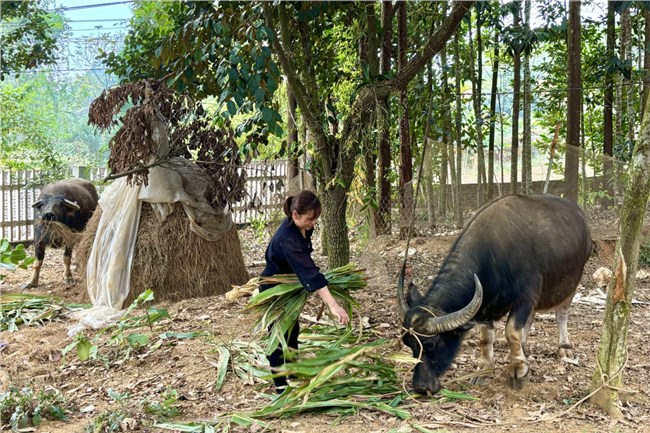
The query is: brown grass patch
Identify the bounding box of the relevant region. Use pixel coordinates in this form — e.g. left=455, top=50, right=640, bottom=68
left=76, top=202, right=249, bottom=305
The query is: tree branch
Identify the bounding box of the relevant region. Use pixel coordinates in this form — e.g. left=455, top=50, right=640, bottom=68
left=340, top=0, right=473, bottom=142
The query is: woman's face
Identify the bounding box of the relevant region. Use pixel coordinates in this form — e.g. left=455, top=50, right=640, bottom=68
left=292, top=209, right=319, bottom=232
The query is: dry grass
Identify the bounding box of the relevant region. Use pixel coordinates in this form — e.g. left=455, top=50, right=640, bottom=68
left=76, top=203, right=249, bottom=304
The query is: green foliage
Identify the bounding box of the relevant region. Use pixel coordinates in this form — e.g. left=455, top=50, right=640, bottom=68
left=0, top=386, right=68, bottom=431
left=0, top=72, right=111, bottom=169
left=0, top=240, right=34, bottom=280
left=101, top=1, right=283, bottom=148
left=85, top=387, right=181, bottom=432
left=62, top=290, right=170, bottom=363
left=0, top=1, right=64, bottom=80
left=0, top=293, right=67, bottom=332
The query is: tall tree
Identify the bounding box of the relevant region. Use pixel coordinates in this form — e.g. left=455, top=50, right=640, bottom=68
left=376, top=1, right=394, bottom=236
left=564, top=1, right=581, bottom=203
left=590, top=92, right=650, bottom=418
left=440, top=41, right=452, bottom=217
left=487, top=27, right=499, bottom=200
left=469, top=5, right=487, bottom=205
left=644, top=7, right=650, bottom=120
left=522, top=0, right=532, bottom=194
left=454, top=30, right=464, bottom=228
left=509, top=3, right=522, bottom=195
left=397, top=1, right=414, bottom=238
left=603, top=1, right=615, bottom=208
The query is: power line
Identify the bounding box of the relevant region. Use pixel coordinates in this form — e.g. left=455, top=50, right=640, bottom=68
left=68, top=18, right=130, bottom=23
left=68, top=26, right=129, bottom=31
left=52, top=1, right=135, bottom=12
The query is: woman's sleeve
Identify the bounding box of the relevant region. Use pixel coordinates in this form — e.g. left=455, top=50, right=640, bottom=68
left=283, top=237, right=328, bottom=292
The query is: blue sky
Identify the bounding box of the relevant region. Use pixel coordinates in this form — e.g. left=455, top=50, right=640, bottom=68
left=57, top=0, right=134, bottom=38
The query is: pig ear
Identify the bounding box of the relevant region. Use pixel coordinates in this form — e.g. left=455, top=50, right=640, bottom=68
left=62, top=199, right=81, bottom=211
left=32, top=200, right=43, bottom=209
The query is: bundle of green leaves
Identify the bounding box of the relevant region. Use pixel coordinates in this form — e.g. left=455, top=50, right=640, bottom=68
left=0, top=293, right=66, bottom=332
left=244, top=263, right=367, bottom=355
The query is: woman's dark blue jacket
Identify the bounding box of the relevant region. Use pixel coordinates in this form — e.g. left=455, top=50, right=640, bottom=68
left=260, top=217, right=327, bottom=292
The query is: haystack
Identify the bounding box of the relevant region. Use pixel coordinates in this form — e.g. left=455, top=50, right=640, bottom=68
left=76, top=202, right=249, bottom=305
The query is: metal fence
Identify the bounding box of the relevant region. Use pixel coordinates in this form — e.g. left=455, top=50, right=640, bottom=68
left=0, top=162, right=289, bottom=244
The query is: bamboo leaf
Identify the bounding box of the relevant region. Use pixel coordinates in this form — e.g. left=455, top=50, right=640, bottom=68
left=214, top=346, right=230, bottom=391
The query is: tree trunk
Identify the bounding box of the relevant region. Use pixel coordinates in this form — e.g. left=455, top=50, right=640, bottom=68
left=454, top=31, right=463, bottom=228
left=376, top=0, right=393, bottom=236
left=590, top=93, right=650, bottom=418
left=398, top=1, right=414, bottom=239
left=487, top=29, right=499, bottom=201
left=440, top=43, right=451, bottom=218
left=510, top=7, right=521, bottom=195
left=424, top=61, right=436, bottom=229
left=469, top=10, right=487, bottom=206
left=287, top=91, right=300, bottom=182
left=522, top=0, right=532, bottom=195
left=320, top=185, right=350, bottom=267
left=564, top=1, right=581, bottom=203
left=641, top=8, right=650, bottom=119
left=362, top=2, right=379, bottom=237
left=621, top=8, right=634, bottom=145
left=602, top=1, right=615, bottom=208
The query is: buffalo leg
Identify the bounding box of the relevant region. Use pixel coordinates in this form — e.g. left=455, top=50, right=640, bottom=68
left=521, top=311, right=535, bottom=357
left=505, top=305, right=532, bottom=390
left=23, top=241, right=46, bottom=289
left=555, top=299, right=574, bottom=358
left=63, top=246, right=74, bottom=285
left=469, top=322, right=495, bottom=386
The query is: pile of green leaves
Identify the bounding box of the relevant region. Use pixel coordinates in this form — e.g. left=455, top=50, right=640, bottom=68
left=211, top=340, right=269, bottom=390
left=0, top=293, right=66, bottom=332
left=0, top=386, right=68, bottom=431
left=244, top=263, right=367, bottom=355
left=156, top=326, right=408, bottom=432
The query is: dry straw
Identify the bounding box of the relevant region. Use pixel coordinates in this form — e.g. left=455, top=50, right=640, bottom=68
left=76, top=203, right=249, bottom=304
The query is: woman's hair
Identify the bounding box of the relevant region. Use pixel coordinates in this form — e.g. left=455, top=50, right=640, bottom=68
left=283, top=190, right=322, bottom=218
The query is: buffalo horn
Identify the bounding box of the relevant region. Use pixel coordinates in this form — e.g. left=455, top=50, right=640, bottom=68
left=417, top=274, right=483, bottom=335
left=62, top=199, right=81, bottom=211
left=396, top=261, right=409, bottom=319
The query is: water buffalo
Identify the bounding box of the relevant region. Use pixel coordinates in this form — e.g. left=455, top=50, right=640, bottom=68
left=398, top=193, right=592, bottom=395
left=23, top=178, right=99, bottom=288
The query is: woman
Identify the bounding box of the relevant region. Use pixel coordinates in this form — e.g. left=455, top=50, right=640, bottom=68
left=261, top=190, right=349, bottom=392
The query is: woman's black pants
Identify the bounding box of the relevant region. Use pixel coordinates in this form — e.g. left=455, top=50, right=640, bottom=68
left=266, top=321, right=299, bottom=388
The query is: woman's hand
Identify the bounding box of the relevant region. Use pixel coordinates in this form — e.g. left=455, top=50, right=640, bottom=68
left=316, top=286, right=350, bottom=326
left=327, top=302, right=349, bottom=325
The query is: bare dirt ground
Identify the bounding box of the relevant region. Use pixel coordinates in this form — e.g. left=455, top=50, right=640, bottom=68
left=1, top=213, right=650, bottom=433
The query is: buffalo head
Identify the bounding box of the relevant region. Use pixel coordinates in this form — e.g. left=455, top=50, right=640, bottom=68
left=398, top=273, right=483, bottom=395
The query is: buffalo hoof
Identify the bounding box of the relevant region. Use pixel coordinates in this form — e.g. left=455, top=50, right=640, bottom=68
left=64, top=278, right=75, bottom=286
left=21, top=282, right=37, bottom=290
left=507, top=362, right=529, bottom=390
left=557, top=344, right=574, bottom=359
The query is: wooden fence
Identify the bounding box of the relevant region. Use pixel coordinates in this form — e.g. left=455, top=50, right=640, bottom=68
left=1, top=162, right=288, bottom=244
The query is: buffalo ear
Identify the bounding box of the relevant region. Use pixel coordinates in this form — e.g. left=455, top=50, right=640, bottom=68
left=406, top=282, right=422, bottom=307
left=32, top=200, right=43, bottom=209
